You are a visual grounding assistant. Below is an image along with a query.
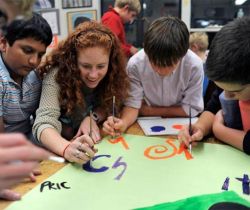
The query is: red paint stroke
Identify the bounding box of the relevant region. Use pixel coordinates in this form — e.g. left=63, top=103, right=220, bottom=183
left=108, top=136, right=129, bottom=150
left=177, top=142, right=193, bottom=160
left=172, top=124, right=183, bottom=130
left=144, top=139, right=177, bottom=160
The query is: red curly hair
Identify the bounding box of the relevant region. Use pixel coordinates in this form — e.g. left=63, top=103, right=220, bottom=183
left=39, top=21, right=129, bottom=116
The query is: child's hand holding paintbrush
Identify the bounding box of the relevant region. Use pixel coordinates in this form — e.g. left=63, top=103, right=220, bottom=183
left=102, top=96, right=127, bottom=138
left=178, top=106, right=206, bottom=150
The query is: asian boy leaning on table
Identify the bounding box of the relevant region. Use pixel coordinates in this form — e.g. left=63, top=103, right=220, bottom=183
left=178, top=16, right=250, bottom=155
left=103, top=16, right=204, bottom=136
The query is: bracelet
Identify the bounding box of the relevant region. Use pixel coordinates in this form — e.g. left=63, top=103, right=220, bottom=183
left=62, top=143, right=71, bottom=158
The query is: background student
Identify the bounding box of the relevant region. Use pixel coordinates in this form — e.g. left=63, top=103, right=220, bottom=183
left=189, top=32, right=208, bottom=63
left=103, top=16, right=204, bottom=136
left=33, top=21, right=129, bottom=164
left=178, top=17, right=250, bottom=155
left=0, top=0, right=34, bottom=33
left=101, top=0, right=141, bottom=58
left=0, top=0, right=51, bottom=201
left=189, top=32, right=216, bottom=105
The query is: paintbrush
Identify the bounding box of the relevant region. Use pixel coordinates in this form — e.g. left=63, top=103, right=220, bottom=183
left=189, top=105, right=192, bottom=154
left=89, top=110, right=93, bottom=139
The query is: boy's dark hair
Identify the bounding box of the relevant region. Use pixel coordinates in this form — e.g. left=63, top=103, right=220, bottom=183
left=144, top=16, right=189, bottom=67
left=5, top=12, right=52, bottom=47
left=74, top=16, right=90, bottom=28
left=206, top=17, right=250, bottom=85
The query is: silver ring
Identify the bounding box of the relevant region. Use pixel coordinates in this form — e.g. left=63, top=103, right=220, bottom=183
left=77, top=142, right=83, bottom=151
left=75, top=149, right=81, bottom=159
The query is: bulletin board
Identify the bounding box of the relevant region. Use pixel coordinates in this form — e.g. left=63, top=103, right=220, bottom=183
left=6, top=134, right=250, bottom=210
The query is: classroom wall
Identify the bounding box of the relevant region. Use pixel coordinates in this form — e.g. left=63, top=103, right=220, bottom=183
left=53, top=1, right=101, bottom=41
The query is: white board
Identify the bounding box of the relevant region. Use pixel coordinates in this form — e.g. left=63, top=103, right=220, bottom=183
left=137, top=117, right=198, bottom=135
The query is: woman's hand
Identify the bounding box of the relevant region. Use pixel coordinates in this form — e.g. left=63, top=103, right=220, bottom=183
left=75, top=116, right=101, bottom=143
left=63, top=134, right=97, bottom=164
left=103, top=116, right=127, bottom=137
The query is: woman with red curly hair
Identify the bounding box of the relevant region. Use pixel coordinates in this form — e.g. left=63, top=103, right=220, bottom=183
left=33, top=21, right=129, bottom=164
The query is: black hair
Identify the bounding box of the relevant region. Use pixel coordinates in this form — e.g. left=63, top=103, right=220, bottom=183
left=144, top=16, right=189, bottom=67
left=5, top=12, right=52, bottom=47
left=206, top=17, right=250, bottom=85
left=74, top=16, right=90, bottom=28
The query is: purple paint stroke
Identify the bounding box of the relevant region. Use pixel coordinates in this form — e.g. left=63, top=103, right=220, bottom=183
left=221, top=177, right=230, bottom=191
left=112, top=156, right=127, bottom=180
left=243, top=174, right=250, bottom=195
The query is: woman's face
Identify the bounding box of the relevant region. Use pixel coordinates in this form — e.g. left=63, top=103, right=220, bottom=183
left=77, top=47, right=109, bottom=89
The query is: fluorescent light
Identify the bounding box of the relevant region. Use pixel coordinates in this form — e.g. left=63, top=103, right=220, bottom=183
left=235, top=0, right=247, bottom=5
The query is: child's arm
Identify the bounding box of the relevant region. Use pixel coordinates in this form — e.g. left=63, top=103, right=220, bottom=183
left=103, top=106, right=138, bottom=136
left=213, top=110, right=245, bottom=151
left=139, top=104, right=187, bottom=117
left=33, top=69, right=96, bottom=164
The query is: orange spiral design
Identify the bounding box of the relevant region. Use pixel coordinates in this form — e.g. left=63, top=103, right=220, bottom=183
left=144, top=139, right=178, bottom=160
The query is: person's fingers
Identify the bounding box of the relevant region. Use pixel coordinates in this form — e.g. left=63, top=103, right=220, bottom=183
left=102, top=122, right=115, bottom=136
left=83, top=144, right=95, bottom=157
left=29, top=169, right=41, bottom=182
left=113, top=119, right=125, bottom=132
left=65, top=139, right=96, bottom=164
left=74, top=129, right=82, bottom=138
left=0, top=146, right=49, bottom=163
left=0, top=189, right=21, bottom=201
left=105, top=118, right=115, bottom=129
left=32, top=169, right=42, bottom=176
left=77, top=134, right=95, bottom=148
left=191, top=129, right=204, bottom=141
left=107, top=116, right=114, bottom=122
left=92, top=127, right=101, bottom=143
left=70, top=150, right=90, bottom=165
left=178, top=126, right=191, bottom=147
left=0, top=133, right=30, bottom=148
left=114, top=131, right=121, bottom=136
left=0, top=178, right=23, bottom=190
left=0, top=161, right=39, bottom=180
left=29, top=172, right=36, bottom=182
left=75, top=150, right=91, bottom=162
left=78, top=142, right=95, bottom=158
left=113, top=117, right=120, bottom=123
